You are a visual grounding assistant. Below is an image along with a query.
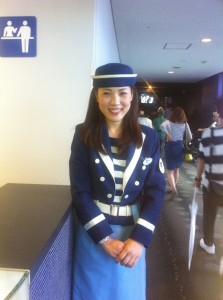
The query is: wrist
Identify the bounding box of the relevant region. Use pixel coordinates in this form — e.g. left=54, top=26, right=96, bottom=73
left=99, top=235, right=111, bottom=244
left=195, top=177, right=202, bottom=182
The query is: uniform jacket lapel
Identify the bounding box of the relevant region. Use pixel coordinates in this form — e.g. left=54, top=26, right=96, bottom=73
left=98, top=125, right=115, bottom=179
left=123, top=133, right=145, bottom=190
left=98, top=124, right=145, bottom=191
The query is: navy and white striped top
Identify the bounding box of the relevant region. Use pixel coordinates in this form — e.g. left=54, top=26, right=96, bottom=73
left=199, top=127, right=223, bottom=188
left=110, top=138, right=126, bottom=203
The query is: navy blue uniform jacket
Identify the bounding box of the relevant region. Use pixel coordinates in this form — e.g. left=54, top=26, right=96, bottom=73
left=69, top=123, right=166, bottom=247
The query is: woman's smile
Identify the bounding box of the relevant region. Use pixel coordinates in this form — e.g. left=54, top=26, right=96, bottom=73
left=108, top=107, right=122, bottom=115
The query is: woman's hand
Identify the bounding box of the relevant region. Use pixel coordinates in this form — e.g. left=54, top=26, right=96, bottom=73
left=194, top=177, right=202, bottom=188
left=116, top=239, right=144, bottom=268
left=101, top=237, right=125, bottom=259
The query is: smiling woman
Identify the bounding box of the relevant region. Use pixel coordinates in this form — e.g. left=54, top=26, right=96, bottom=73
left=96, top=86, right=133, bottom=133
left=69, top=63, right=166, bottom=300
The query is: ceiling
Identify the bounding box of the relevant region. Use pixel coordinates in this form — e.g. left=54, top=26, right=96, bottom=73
left=111, top=0, right=223, bottom=84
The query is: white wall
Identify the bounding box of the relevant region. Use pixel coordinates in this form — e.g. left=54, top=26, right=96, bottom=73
left=93, top=0, right=120, bottom=67
left=0, top=0, right=119, bottom=187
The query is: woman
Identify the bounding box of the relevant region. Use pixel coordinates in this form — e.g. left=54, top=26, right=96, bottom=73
left=160, top=106, right=192, bottom=199
left=69, top=63, right=166, bottom=300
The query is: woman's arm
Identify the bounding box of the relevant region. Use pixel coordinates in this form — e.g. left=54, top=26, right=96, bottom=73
left=69, top=125, right=113, bottom=244
left=194, top=158, right=205, bottom=188
left=129, top=129, right=166, bottom=247
left=160, top=120, right=171, bottom=141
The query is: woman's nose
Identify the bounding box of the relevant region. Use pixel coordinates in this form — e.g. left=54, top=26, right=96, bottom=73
left=110, top=93, right=120, bottom=104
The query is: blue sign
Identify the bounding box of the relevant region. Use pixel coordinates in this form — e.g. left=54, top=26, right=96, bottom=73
left=0, top=16, right=36, bottom=57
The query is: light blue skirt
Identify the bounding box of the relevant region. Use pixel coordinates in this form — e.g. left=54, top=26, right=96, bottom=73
left=72, top=222, right=146, bottom=300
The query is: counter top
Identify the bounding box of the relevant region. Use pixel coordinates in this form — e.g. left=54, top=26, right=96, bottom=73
left=0, top=183, right=72, bottom=278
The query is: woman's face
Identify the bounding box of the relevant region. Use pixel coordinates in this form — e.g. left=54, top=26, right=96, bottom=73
left=213, top=111, right=219, bottom=122
left=96, top=86, right=133, bottom=126
left=215, top=114, right=223, bottom=127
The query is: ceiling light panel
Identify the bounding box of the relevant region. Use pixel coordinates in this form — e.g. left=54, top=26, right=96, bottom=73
left=164, top=43, right=192, bottom=50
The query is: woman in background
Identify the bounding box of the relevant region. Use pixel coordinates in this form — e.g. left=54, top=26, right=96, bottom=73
left=160, top=106, right=192, bottom=199
left=69, top=63, right=166, bottom=299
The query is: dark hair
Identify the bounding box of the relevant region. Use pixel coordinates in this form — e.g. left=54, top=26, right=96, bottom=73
left=215, top=96, right=223, bottom=117
left=169, top=106, right=187, bottom=123
left=81, top=87, right=143, bottom=154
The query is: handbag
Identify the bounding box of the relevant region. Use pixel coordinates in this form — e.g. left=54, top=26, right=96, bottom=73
left=184, top=145, right=192, bottom=154
left=184, top=152, right=193, bottom=162
left=184, top=123, right=193, bottom=162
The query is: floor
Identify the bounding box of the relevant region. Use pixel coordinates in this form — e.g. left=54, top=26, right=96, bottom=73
left=146, top=161, right=223, bottom=300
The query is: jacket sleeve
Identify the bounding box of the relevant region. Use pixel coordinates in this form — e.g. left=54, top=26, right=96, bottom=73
left=129, top=128, right=166, bottom=247
left=69, top=124, right=113, bottom=244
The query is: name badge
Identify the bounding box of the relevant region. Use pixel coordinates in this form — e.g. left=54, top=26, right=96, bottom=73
left=143, top=157, right=152, bottom=165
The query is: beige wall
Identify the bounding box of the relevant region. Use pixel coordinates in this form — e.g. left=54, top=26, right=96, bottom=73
left=0, top=0, right=119, bottom=187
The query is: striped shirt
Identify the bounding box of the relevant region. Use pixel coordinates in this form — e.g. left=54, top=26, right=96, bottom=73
left=199, top=127, right=223, bottom=188
left=160, top=120, right=192, bottom=142
left=110, top=138, right=126, bottom=203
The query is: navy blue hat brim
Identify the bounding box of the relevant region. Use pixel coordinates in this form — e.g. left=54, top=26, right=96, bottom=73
left=92, top=63, right=137, bottom=88
left=92, top=76, right=137, bottom=88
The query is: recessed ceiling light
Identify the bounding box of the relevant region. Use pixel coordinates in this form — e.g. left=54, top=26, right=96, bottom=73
left=168, top=71, right=174, bottom=74
left=201, top=38, right=212, bottom=43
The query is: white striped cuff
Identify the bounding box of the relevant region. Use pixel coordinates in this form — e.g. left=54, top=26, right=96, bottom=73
left=84, top=214, right=105, bottom=231
left=137, top=218, right=155, bottom=232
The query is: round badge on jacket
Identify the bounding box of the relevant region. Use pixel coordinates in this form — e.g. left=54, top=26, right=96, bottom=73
left=159, top=158, right=165, bottom=173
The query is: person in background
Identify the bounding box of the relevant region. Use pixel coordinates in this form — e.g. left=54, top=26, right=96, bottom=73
left=138, top=110, right=153, bottom=128
left=194, top=97, right=223, bottom=256
left=196, top=106, right=219, bottom=132
left=164, top=103, right=173, bottom=120
left=69, top=63, right=166, bottom=300
left=191, top=106, right=220, bottom=156
left=160, top=106, right=192, bottom=199
left=211, top=111, right=220, bottom=128
left=153, top=107, right=167, bottom=157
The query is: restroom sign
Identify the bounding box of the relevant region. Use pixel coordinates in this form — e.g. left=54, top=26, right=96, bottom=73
left=0, top=16, right=36, bottom=57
